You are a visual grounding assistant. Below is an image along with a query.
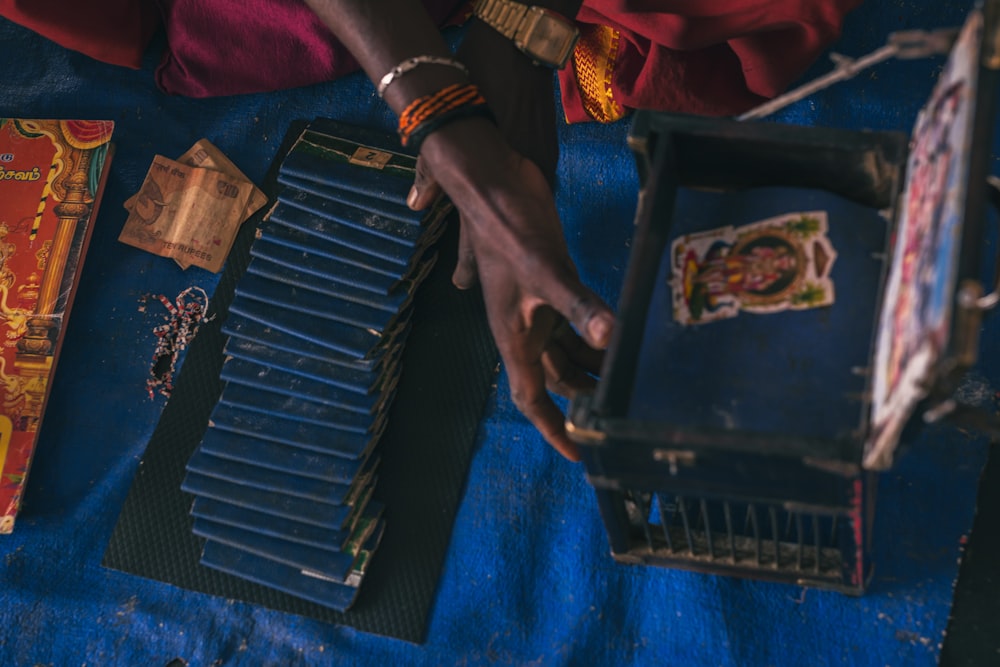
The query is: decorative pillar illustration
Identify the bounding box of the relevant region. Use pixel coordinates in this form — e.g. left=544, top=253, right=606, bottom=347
left=15, top=121, right=103, bottom=432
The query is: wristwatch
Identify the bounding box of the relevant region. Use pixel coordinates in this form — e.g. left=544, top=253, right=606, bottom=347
left=472, top=0, right=581, bottom=69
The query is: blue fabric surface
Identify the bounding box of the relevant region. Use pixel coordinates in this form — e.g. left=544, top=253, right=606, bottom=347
left=0, top=1, right=996, bottom=665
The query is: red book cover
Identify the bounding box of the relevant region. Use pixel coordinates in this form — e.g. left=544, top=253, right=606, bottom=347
left=0, top=118, right=114, bottom=533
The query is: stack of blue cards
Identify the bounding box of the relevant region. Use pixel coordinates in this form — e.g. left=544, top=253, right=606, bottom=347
left=181, top=119, right=452, bottom=612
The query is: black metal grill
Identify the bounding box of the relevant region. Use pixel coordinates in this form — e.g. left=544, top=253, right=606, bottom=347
left=582, top=482, right=872, bottom=593
left=625, top=492, right=850, bottom=579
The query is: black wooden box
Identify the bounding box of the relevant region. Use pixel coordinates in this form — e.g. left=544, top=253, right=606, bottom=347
left=567, top=6, right=1000, bottom=593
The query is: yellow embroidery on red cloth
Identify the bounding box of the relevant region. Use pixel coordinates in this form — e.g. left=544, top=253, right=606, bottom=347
left=572, top=24, right=625, bottom=123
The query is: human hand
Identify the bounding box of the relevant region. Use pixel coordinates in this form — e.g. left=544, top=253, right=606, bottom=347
left=407, top=18, right=560, bottom=286
left=413, top=119, right=614, bottom=461
left=301, top=0, right=604, bottom=458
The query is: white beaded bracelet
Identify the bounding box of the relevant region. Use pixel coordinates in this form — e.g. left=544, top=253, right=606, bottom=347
left=376, top=55, right=469, bottom=98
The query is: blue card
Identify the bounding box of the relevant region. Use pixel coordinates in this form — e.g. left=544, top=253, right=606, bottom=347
left=198, top=520, right=385, bottom=612
left=278, top=184, right=424, bottom=237
left=200, top=541, right=363, bottom=612
left=223, top=335, right=401, bottom=395
left=282, top=132, right=412, bottom=207
left=185, top=450, right=360, bottom=505
left=276, top=172, right=454, bottom=253
left=211, top=395, right=377, bottom=437
left=245, top=255, right=414, bottom=313
left=219, top=357, right=389, bottom=414
left=221, top=312, right=383, bottom=372
left=197, top=428, right=364, bottom=484
left=217, top=383, right=391, bottom=428
left=222, top=337, right=401, bottom=397
left=208, top=403, right=380, bottom=460
left=250, top=236, right=401, bottom=295
left=192, top=517, right=363, bottom=581
left=181, top=469, right=373, bottom=529
left=259, top=216, right=412, bottom=275
left=190, top=496, right=385, bottom=553
left=234, top=272, right=401, bottom=332
left=227, top=298, right=386, bottom=359
left=306, top=117, right=414, bottom=155
left=267, top=200, right=418, bottom=265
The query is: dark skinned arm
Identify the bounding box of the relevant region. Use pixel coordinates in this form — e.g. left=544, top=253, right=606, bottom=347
left=303, top=0, right=613, bottom=461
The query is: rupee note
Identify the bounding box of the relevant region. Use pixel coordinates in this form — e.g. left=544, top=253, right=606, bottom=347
left=124, top=139, right=267, bottom=216
left=123, top=140, right=267, bottom=270
left=118, top=155, right=256, bottom=273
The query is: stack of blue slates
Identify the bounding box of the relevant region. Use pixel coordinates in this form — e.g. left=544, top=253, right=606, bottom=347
left=180, top=119, right=451, bottom=612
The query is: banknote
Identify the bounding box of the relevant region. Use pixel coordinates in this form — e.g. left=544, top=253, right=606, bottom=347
left=123, top=140, right=267, bottom=270
left=118, top=154, right=257, bottom=273
left=124, top=139, right=267, bottom=215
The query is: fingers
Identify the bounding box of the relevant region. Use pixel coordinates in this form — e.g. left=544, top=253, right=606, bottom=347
left=549, top=318, right=604, bottom=376
left=507, top=358, right=581, bottom=462
left=541, top=342, right=597, bottom=399
left=500, top=308, right=590, bottom=460
left=452, top=216, right=478, bottom=290
left=407, top=155, right=442, bottom=211
left=541, top=319, right=600, bottom=398
left=540, top=271, right=616, bottom=351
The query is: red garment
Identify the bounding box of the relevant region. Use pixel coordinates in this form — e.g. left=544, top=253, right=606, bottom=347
left=0, top=0, right=862, bottom=119
left=151, top=0, right=861, bottom=117
left=0, top=0, right=159, bottom=69
left=560, top=0, right=865, bottom=120
left=153, top=0, right=467, bottom=98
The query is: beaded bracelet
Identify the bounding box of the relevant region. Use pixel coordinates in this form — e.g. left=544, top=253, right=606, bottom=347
left=404, top=104, right=497, bottom=154
left=398, top=83, right=495, bottom=152
left=377, top=55, right=469, bottom=98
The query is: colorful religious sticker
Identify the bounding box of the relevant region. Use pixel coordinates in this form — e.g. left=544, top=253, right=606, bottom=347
left=867, top=10, right=982, bottom=470
left=669, top=211, right=837, bottom=325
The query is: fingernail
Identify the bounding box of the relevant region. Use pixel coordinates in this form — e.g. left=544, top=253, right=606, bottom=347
left=587, top=316, right=612, bottom=347
left=407, top=186, right=419, bottom=210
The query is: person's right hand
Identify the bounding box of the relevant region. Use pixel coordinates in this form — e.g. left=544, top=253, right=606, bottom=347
left=411, top=117, right=614, bottom=460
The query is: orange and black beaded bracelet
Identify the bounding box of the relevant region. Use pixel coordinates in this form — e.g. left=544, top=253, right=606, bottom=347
left=398, top=83, right=495, bottom=151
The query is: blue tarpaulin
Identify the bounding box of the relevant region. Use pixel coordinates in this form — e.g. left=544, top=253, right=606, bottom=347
left=0, top=2, right=995, bottom=665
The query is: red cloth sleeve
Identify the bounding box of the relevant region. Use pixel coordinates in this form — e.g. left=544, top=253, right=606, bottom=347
left=0, top=0, right=160, bottom=70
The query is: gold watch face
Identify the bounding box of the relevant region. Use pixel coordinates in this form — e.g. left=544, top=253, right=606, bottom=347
left=517, top=8, right=580, bottom=68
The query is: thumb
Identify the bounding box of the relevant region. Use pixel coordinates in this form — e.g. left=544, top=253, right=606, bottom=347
left=407, top=155, right=442, bottom=211
left=542, top=268, right=615, bottom=350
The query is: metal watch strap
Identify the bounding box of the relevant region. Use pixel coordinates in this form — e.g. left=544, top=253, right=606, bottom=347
left=473, top=0, right=580, bottom=69
left=473, top=0, right=531, bottom=40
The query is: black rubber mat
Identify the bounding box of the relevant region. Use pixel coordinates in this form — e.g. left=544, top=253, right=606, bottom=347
left=102, top=121, right=498, bottom=644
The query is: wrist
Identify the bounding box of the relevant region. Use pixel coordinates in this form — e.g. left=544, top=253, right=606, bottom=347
left=419, top=117, right=511, bottom=200
left=398, top=84, right=496, bottom=152
left=458, top=20, right=560, bottom=182
left=471, top=0, right=582, bottom=69
left=460, top=19, right=553, bottom=83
